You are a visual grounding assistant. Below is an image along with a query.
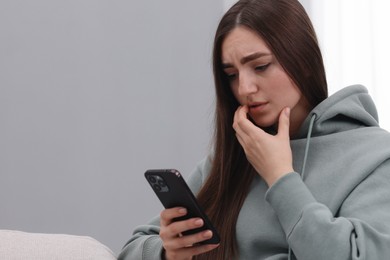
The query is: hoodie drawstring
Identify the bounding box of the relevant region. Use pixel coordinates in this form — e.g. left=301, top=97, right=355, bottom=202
left=288, top=113, right=317, bottom=260
left=301, top=114, right=316, bottom=180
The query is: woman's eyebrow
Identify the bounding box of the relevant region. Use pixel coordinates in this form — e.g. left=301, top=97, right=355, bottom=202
left=240, top=52, right=271, bottom=64
left=222, top=52, right=272, bottom=69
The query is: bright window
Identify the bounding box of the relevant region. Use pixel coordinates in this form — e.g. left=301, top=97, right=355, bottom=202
left=309, top=0, right=390, bottom=130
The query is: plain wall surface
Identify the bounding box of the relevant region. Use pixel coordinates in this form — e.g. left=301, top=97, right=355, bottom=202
left=0, top=0, right=223, bottom=255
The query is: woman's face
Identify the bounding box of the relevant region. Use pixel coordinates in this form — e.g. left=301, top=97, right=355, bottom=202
left=221, top=26, right=310, bottom=135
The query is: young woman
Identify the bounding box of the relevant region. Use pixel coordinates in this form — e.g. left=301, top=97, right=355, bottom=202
left=119, top=0, right=390, bottom=259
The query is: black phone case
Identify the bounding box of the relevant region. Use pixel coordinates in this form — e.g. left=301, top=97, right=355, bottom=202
left=145, top=169, right=220, bottom=244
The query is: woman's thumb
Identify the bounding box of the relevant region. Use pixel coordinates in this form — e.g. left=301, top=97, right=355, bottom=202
left=277, top=107, right=290, bottom=137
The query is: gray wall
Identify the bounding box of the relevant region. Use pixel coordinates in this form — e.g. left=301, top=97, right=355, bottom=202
left=299, top=0, right=311, bottom=11
left=0, top=0, right=223, bottom=255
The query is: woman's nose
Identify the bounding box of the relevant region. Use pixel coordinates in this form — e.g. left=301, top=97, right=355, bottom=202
left=238, top=74, right=258, bottom=96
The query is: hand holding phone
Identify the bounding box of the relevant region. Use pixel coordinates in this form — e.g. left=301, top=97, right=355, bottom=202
left=159, top=207, right=220, bottom=260
left=145, top=169, right=220, bottom=245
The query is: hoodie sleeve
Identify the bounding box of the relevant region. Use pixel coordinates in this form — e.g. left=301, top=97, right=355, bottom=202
left=117, top=158, right=208, bottom=260
left=117, top=216, right=163, bottom=260
left=265, top=160, right=390, bottom=260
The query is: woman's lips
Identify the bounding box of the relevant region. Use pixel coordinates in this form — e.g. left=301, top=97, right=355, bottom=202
left=248, top=102, right=268, bottom=113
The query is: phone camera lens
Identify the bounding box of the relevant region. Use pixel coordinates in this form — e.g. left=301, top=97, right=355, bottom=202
left=153, top=184, right=161, bottom=191
left=158, top=180, right=166, bottom=187
left=148, top=176, right=157, bottom=183
left=147, top=174, right=168, bottom=192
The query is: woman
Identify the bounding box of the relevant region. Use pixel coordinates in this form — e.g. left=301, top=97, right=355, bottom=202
left=119, top=0, right=390, bottom=259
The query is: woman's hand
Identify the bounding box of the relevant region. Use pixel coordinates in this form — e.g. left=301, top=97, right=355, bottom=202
left=159, top=207, right=219, bottom=260
left=233, top=106, right=294, bottom=186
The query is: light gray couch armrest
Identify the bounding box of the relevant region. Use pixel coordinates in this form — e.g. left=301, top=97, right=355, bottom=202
left=0, top=230, right=117, bottom=260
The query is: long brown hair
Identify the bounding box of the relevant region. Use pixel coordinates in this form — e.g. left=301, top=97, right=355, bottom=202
left=196, top=0, right=327, bottom=259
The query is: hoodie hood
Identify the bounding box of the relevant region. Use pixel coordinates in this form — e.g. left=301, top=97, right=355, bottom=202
left=295, top=85, right=379, bottom=139
left=288, top=85, right=381, bottom=259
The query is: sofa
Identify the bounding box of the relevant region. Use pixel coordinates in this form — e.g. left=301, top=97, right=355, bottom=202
left=0, top=229, right=117, bottom=259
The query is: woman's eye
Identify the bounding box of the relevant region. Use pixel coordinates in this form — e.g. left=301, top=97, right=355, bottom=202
left=224, top=71, right=237, bottom=81
left=227, top=74, right=237, bottom=80
left=255, top=64, right=270, bottom=72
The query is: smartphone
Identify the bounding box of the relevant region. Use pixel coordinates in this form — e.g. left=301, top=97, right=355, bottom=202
left=144, top=169, right=220, bottom=244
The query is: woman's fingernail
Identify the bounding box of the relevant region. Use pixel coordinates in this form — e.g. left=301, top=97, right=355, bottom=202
left=178, top=208, right=187, bottom=214
left=285, top=107, right=290, bottom=117
left=203, top=230, right=212, bottom=238
left=194, top=218, right=203, bottom=226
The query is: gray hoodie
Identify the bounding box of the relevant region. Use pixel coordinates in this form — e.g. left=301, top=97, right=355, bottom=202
left=118, top=85, right=390, bottom=259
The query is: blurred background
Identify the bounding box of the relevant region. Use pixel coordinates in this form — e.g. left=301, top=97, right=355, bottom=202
left=1, top=0, right=389, bottom=256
